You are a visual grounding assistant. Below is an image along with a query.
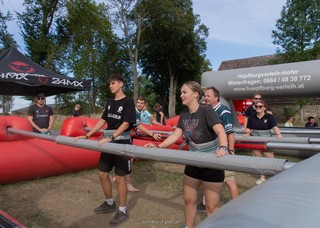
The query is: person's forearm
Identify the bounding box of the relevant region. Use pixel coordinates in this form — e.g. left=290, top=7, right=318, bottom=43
left=112, top=122, right=130, bottom=138
left=160, top=113, right=164, bottom=124
left=157, top=129, right=181, bottom=148
left=85, top=119, right=106, bottom=137
left=243, top=116, right=248, bottom=129
left=213, top=124, right=228, bottom=147
left=273, top=126, right=282, bottom=136
left=227, top=133, right=235, bottom=150
left=30, top=121, right=40, bottom=131
left=48, top=116, right=54, bottom=130
left=137, top=124, right=153, bottom=137
left=27, top=117, right=41, bottom=131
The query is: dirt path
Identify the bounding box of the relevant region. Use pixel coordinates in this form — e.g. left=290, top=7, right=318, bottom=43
left=0, top=161, right=257, bottom=228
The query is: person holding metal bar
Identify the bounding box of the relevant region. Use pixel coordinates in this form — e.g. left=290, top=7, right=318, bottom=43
left=27, top=93, right=54, bottom=135
left=244, top=100, right=283, bottom=185
left=124, top=97, right=161, bottom=192
left=75, top=74, right=135, bottom=226
left=144, top=81, right=229, bottom=228
left=195, top=86, right=239, bottom=212
left=243, top=93, right=272, bottom=130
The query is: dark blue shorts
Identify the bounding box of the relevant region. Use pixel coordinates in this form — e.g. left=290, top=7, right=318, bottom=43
left=184, top=165, right=224, bottom=182
left=98, top=139, right=132, bottom=176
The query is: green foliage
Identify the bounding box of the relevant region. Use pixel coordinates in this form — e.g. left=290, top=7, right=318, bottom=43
left=17, top=0, right=66, bottom=67
left=0, top=6, right=16, bottom=113
left=5, top=0, right=211, bottom=115
left=139, top=0, right=209, bottom=116
left=296, top=97, right=310, bottom=122
left=296, top=97, right=310, bottom=107
left=64, top=0, right=131, bottom=112
left=283, top=106, right=298, bottom=119
left=272, top=0, right=320, bottom=63
left=0, top=10, right=17, bottom=49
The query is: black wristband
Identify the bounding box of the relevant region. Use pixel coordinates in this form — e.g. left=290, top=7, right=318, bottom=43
left=84, top=135, right=89, bottom=139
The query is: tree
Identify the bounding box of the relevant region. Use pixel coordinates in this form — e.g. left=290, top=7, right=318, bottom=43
left=108, top=0, right=148, bottom=102
left=17, top=0, right=66, bottom=68
left=16, top=0, right=69, bottom=107
left=271, top=0, right=319, bottom=121
left=297, top=98, right=310, bottom=122
left=0, top=3, right=16, bottom=114
left=64, top=0, right=131, bottom=112
left=139, top=0, right=209, bottom=117
left=272, top=0, right=320, bottom=63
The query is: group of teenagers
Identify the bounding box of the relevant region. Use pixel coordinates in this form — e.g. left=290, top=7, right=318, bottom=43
left=27, top=74, right=284, bottom=227
left=74, top=74, right=286, bottom=227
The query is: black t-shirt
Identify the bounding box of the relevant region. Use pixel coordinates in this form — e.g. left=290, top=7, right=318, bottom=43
left=247, top=113, right=277, bottom=130
left=71, top=110, right=80, bottom=117
left=244, top=105, right=255, bottom=117
left=28, top=104, right=53, bottom=133
left=177, top=105, right=222, bottom=144
left=156, top=108, right=166, bottom=125
left=305, top=122, right=319, bottom=128
left=101, top=96, right=136, bottom=131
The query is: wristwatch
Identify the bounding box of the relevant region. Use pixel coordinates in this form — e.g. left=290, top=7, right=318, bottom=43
left=108, top=135, right=115, bottom=141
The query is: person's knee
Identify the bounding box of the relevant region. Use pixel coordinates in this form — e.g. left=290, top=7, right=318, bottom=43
left=115, top=175, right=126, bottom=185
left=98, top=171, right=108, bottom=180
left=205, top=202, right=219, bottom=214
left=184, top=194, right=196, bottom=205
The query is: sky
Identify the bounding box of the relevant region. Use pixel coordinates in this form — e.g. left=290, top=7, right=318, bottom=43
left=2, top=0, right=287, bottom=111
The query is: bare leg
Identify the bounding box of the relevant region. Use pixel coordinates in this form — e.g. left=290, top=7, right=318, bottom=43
left=184, top=175, right=202, bottom=228
left=125, top=174, right=140, bottom=192
left=98, top=171, right=112, bottom=199
left=263, top=151, right=274, bottom=159
left=252, top=150, right=265, bottom=181
left=202, top=181, right=223, bottom=215
left=224, top=170, right=239, bottom=199
left=225, top=179, right=239, bottom=199
left=115, top=175, right=127, bottom=207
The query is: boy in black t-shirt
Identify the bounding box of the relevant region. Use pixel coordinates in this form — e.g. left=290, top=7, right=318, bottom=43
left=76, top=74, right=135, bottom=226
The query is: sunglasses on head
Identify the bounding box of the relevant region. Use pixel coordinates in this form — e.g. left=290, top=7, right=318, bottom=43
left=37, top=97, right=45, bottom=100
left=255, top=105, right=264, bottom=108
left=254, top=97, right=262, bottom=100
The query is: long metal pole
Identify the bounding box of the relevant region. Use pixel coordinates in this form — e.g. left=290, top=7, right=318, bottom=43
left=7, top=128, right=56, bottom=141
left=235, top=135, right=311, bottom=144
left=55, top=135, right=293, bottom=176
left=235, top=127, right=320, bottom=135
left=5, top=127, right=295, bottom=175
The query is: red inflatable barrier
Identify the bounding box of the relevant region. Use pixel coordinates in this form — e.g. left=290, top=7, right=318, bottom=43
left=1, top=138, right=99, bottom=184
left=235, top=143, right=267, bottom=151
left=0, top=115, right=266, bottom=184
left=165, top=115, right=179, bottom=127
left=0, top=116, right=99, bottom=184
left=0, top=116, right=32, bottom=142
left=60, top=117, right=107, bottom=138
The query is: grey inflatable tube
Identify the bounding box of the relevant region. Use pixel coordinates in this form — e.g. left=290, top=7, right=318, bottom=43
left=197, top=153, right=320, bottom=228
left=56, top=136, right=291, bottom=176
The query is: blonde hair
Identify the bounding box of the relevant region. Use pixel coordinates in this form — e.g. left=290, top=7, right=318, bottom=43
left=183, top=81, right=203, bottom=100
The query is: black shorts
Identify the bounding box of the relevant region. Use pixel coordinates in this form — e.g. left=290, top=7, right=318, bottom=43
left=184, top=165, right=224, bottom=183
left=98, top=139, right=132, bottom=176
